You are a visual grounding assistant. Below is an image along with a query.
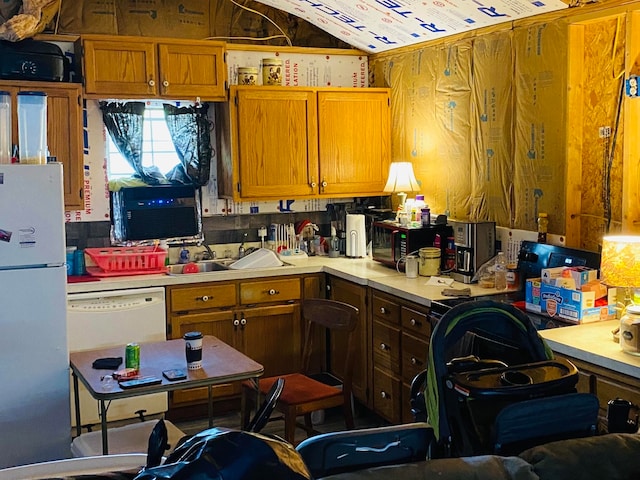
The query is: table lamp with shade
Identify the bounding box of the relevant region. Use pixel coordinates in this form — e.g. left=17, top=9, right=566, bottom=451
left=383, top=162, right=420, bottom=213
left=600, top=235, right=640, bottom=355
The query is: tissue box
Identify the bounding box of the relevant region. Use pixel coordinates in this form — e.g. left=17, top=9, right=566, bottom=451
left=525, top=278, right=615, bottom=324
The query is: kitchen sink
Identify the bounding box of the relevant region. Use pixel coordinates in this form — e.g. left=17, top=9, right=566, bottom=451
left=166, top=259, right=234, bottom=275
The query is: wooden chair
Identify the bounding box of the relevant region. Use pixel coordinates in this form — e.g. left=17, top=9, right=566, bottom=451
left=241, top=298, right=359, bottom=444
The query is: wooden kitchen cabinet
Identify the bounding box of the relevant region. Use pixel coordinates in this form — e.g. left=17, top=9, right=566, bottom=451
left=166, top=276, right=301, bottom=415
left=0, top=80, right=84, bottom=209
left=326, top=276, right=370, bottom=407
left=82, top=35, right=227, bottom=101
left=556, top=354, right=640, bottom=432
left=370, top=289, right=433, bottom=424
left=218, top=86, right=390, bottom=201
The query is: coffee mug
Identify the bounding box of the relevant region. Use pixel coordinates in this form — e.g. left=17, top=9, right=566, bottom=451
left=184, top=331, right=203, bottom=370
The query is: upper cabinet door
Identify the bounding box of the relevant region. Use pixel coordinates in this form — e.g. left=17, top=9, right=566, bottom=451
left=317, top=89, right=391, bottom=196
left=231, top=86, right=318, bottom=200
left=83, top=37, right=157, bottom=97
left=158, top=43, right=226, bottom=101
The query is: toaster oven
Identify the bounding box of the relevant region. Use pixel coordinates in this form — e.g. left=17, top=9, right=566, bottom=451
left=372, top=221, right=452, bottom=271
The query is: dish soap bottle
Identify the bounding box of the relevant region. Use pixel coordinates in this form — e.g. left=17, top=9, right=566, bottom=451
left=178, top=244, right=190, bottom=264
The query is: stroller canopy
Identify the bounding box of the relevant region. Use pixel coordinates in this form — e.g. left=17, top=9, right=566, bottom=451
left=425, top=300, right=553, bottom=444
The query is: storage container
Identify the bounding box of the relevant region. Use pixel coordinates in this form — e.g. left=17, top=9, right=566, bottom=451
left=0, top=91, right=10, bottom=164
left=262, top=58, right=283, bottom=85
left=17, top=91, right=47, bottom=164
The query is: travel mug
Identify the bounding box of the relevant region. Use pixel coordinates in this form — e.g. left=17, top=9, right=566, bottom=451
left=184, top=331, right=203, bottom=370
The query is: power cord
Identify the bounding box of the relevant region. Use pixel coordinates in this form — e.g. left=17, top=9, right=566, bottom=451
left=204, top=0, right=292, bottom=47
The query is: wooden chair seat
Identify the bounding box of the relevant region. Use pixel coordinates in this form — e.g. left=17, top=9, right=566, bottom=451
left=241, top=298, right=359, bottom=445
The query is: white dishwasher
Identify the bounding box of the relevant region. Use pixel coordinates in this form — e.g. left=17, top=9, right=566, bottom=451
left=67, top=287, right=168, bottom=428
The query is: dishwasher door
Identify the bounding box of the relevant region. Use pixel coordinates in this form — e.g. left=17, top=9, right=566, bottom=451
left=67, top=287, right=168, bottom=427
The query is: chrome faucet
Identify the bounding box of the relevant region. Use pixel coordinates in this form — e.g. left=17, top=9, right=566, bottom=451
left=197, top=242, right=216, bottom=260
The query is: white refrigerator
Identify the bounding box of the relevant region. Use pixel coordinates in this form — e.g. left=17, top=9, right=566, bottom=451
left=0, top=163, right=71, bottom=468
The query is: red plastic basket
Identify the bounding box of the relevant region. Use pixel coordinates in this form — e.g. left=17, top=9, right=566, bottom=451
left=85, top=247, right=167, bottom=273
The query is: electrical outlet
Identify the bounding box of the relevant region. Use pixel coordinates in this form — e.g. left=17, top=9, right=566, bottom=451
left=626, top=75, right=639, bottom=97
left=599, top=126, right=612, bottom=138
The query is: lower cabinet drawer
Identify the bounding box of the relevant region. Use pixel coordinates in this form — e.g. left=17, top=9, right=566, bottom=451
left=401, top=332, right=429, bottom=384
left=373, top=320, right=401, bottom=375
left=240, top=278, right=300, bottom=304
left=373, top=366, right=402, bottom=423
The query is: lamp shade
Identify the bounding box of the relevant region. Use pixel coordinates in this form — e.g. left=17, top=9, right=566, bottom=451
left=600, top=235, right=640, bottom=287
left=383, top=162, right=420, bottom=193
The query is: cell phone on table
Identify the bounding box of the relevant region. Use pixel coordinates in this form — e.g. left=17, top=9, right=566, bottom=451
left=162, top=369, right=187, bottom=381
left=118, top=376, right=162, bottom=389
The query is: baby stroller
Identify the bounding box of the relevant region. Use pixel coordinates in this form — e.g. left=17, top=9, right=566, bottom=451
left=419, top=300, right=598, bottom=457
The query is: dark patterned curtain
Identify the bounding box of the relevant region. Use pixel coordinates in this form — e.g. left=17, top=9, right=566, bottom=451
left=163, top=103, right=212, bottom=187
left=99, top=101, right=165, bottom=185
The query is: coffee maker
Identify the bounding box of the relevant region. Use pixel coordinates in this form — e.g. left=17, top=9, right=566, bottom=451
left=450, top=220, right=496, bottom=284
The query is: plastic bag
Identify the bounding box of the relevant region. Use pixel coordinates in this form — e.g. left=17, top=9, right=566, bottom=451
left=135, top=427, right=312, bottom=480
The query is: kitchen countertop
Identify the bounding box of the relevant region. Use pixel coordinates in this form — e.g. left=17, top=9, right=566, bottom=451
left=540, top=320, right=640, bottom=379
left=67, top=255, right=496, bottom=306
left=68, top=255, right=639, bottom=379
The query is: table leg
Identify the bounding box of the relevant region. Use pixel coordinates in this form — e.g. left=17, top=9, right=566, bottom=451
left=208, top=384, right=213, bottom=428
left=72, top=371, right=82, bottom=438
left=100, top=400, right=109, bottom=455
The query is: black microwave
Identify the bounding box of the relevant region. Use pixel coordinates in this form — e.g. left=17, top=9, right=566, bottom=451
left=371, top=221, right=452, bottom=270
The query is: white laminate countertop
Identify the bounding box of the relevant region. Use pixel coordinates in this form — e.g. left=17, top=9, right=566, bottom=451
left=540, top=320, right=640, bottom=379
left=67, top=255, right=498, bottom=306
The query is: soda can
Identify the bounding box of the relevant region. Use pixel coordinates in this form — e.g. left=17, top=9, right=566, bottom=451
left=125, top=343, right=140, bottom=372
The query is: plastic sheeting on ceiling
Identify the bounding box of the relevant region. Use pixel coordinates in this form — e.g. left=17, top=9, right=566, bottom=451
left=253, top=0, right=568, bottom=53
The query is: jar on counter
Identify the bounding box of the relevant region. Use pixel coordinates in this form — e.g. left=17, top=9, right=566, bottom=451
left=405, top=255, right=418, bottom=278
left=418, top=247, right=440, bottom=277
left=620, top=305, right=640, bottom=356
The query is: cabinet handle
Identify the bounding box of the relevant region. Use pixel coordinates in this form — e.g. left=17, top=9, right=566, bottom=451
left=148, top=79, right=155, bottom=87
left=266, top=289, right=280, bottom=296
left=380, top=343, right=389, bottom=351
left=410, top=318, right=421, bottom=327
left=199, top=295, right=210, bottom=302
left=380, top=391, right=389, bottom=399
left=162, top=80, right=169, bottom=87
left=380, top=307, right=387, bottom=314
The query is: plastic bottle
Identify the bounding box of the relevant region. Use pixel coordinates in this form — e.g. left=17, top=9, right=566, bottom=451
left=159, top=240, right=170, bottom=266
left=421, top=206, right=431, bottom=227
left=537, top=213, right=549, bottom=244
left=179, top=244, right=190, bottom=264
left=328, top=226, right=340, bottom=258
left=495, top=252, right=507, bottom=291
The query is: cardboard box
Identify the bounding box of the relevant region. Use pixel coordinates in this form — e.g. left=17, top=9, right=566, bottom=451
left=541, top=266, right=598, bottom=290
left=525, top=278, right=615, bottom=324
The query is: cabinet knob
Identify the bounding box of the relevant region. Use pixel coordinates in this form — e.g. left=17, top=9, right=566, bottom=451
left=380, top=343, right=389, bottom=351
left=310, top=179, right=317, bottom=188
left=267, top=289, right=279, bottom=296
left=233, top=319, right=240, bottom=327
left=148, top=79, right=155, bottom=87
left=380, top=391, right=389, bottom=399
left=380, top=307, right=387, bottom=314
left=410, top=318, right=421, bottom=327
left=321, top=180, right=328, bottom=187
left=411, top=357, right=418, bottom=365
left=240, top=317, right=247, bottom=326
left=162, top=80, right=169, bottom=87
left=199, top=295, right=210, bottom=302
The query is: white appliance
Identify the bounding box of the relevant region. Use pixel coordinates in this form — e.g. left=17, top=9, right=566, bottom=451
left=67, top=287, right=168, bottom=427
left=346, top=214, right=367, bottom=258
left=0, top=163, right=71, bottom=468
